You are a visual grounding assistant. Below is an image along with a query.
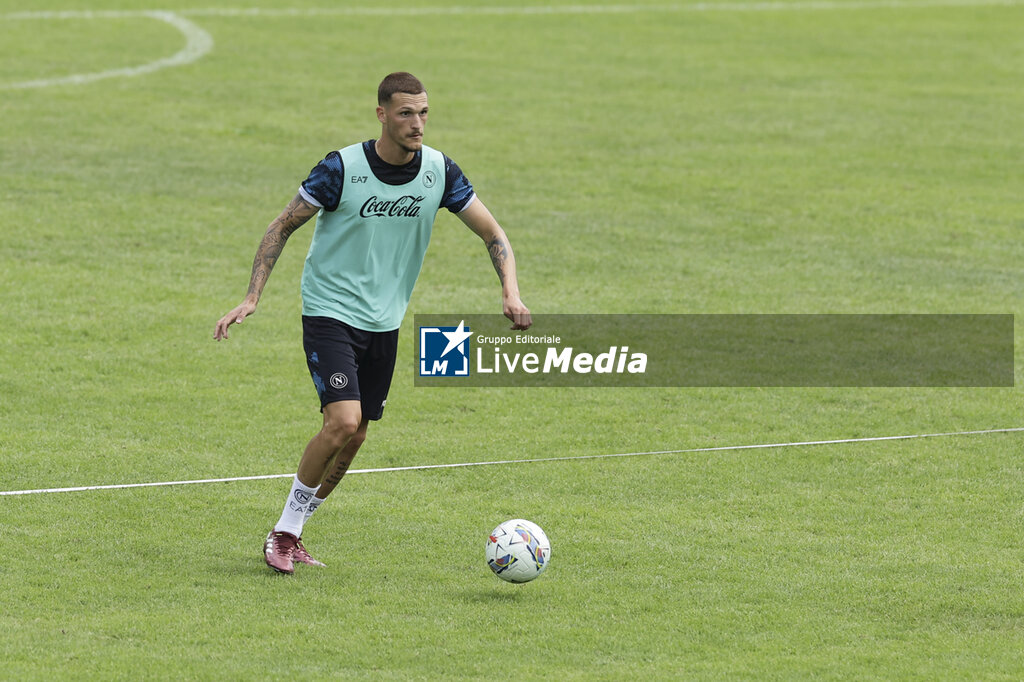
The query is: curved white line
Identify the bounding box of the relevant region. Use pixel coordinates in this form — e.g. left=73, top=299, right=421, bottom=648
left=1, top=0, right=1016, bottom=90
left=1, top=11, right=213, bottom=90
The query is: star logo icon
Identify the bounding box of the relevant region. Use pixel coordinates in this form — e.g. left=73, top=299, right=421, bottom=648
left=418, top=320, right=473, bottom=377
left=439, top=320, right=472, bottom=358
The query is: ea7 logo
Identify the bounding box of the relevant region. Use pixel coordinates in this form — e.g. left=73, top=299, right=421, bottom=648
left=419, top=321, right=471, bottom=377
left=351, top=176, right=368, bottom=183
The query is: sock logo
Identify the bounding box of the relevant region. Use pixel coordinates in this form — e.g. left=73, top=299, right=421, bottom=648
left=294, top=490, right=312, bottom=505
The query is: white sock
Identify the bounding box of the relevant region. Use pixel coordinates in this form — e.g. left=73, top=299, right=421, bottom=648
left=273, top=476, right=319, bottom=537
left=304, top=495, right=327, bottom=525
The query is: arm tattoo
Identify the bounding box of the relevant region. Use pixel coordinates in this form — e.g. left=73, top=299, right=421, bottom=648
left=487, top=237, right=509, bottom=286
left=246, top=197, right=317, bottom=299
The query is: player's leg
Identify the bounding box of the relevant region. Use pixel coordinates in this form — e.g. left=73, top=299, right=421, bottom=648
left=291, top=418, right=369, bottom=567
left=264, top=317, right=367, bottom=574
left=316, top=417, right=369, bottom=499
left=266, top=401, right=362, bottom=573
left=297, top=400, right=362, bottom=486
left=294, top=419, right=367, bottom=564
left=277, top=401, right=361, bottom=569
left=300, top=328, right=397, bottom=525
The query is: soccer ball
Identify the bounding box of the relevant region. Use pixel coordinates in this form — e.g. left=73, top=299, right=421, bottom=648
left=485, top=519, right=551, bottom=583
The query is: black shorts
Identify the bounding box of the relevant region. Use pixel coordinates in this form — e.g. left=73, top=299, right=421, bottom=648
left=302, top=315, right=399, bottom=420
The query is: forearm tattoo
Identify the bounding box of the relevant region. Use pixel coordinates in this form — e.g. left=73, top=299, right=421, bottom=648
left=487, top=237, right=509, bottom=285
left=246, top=197, right=317, bottom=298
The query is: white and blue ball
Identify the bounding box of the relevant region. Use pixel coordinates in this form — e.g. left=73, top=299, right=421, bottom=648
left=486, top=519, right=551, bottom=583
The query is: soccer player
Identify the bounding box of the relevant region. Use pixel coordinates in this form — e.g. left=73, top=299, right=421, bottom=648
left=214, top=72, right=531, bottom=574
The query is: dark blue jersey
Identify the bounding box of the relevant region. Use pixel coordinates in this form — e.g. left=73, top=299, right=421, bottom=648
left=299, top=140, right=475, bottom=213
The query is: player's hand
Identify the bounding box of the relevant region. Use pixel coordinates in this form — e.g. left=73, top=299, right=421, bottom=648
left=214, top=299, right=257, bottom=340
left=504, top=296, right=532, bottom=330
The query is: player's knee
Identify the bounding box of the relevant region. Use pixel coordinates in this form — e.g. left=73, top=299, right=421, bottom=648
left=348, top=428, right=367, bottom=451
left=321, top=411, right=361, bottom=450
left=321, top=421, right=359, bottom=450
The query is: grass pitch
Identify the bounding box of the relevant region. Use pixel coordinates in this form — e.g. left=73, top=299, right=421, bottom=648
left=2, top=1, right=1023, bottom=679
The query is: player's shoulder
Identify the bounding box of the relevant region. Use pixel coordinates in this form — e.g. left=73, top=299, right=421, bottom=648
left=302, top=149, right=349, bottom=212
left=419, top=144, right=460, bottom=168
left=306, top=149, right=345, bottom=179
left=337, top=141, right=368, bottom=160
left=421, top=143, right=447, bottom=163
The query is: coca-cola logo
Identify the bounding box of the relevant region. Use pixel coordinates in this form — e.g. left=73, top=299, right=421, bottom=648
left=360, top=195, right=425, bottom=218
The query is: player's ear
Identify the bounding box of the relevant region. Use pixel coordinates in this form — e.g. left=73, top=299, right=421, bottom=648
left=376, top=105, right=386, bottom=124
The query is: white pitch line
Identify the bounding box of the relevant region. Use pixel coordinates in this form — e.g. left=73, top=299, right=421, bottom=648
left=2, top=1, right=1017, bottom=88
left=2, top=426, right=1021, bottom=497
left=0, top=11, right=213, bottom=90
left=3, top=0, right=1021, bottom=20
left=156, top=0, right=1024, bottom=15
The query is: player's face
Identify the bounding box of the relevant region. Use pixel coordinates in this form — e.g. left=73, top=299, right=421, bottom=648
left=378, top=92, right=429, bottom=155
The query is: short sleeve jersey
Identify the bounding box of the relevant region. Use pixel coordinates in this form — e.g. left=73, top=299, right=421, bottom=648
left=297, top=140, right=476, bottom=332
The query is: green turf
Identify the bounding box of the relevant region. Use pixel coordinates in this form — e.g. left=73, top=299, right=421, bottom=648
left=2, top=1, right=1023, bottom=679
